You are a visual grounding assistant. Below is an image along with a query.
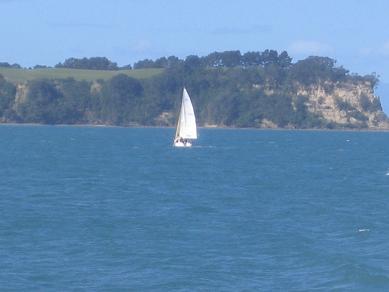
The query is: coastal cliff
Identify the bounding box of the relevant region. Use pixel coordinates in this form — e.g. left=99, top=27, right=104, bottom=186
left=294, top=80, right=388, bottom=129
left=0, top=53, right=388, bottom=129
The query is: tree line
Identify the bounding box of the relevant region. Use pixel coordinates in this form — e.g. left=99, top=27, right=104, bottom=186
left=133, top=50, right=292, bottom=69
left=1, top=50, right=292, bottom=71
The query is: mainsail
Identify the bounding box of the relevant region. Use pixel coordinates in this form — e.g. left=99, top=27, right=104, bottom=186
left=175, top=88, right=197, bottom=140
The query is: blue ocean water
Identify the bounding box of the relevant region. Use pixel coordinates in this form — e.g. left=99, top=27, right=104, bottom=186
left=1, top=125, right=389, bottom=290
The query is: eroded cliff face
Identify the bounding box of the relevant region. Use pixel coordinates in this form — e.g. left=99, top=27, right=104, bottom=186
left=14, top=83, right=28, bottom=105
left=11, top=83, right=29, bottom=118
left=295, top=80, right=389, bottom=129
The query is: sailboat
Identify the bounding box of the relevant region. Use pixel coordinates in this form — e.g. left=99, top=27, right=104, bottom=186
left=173, top=87, right=197, bottom=147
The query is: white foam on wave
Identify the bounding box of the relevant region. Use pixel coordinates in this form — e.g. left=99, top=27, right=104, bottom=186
left=192, top=145, right=216, bottom=148
left=386, top=172, right=389, bottom=176
left=357, top=228, right=370, bottom=232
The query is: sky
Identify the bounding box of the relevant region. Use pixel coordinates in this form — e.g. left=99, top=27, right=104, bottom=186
left=2, top=0, right=389, bottom=110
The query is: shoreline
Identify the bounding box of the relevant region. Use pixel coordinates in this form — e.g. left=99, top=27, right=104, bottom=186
left=1, top=122, right=389, bottom=132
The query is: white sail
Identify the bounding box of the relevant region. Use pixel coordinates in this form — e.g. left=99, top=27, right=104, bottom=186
left=175, top=88, right=197, bottom=140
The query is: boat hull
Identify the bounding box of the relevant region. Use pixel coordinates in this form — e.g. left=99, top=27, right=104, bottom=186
left=173, top=141, right=192, bottom=147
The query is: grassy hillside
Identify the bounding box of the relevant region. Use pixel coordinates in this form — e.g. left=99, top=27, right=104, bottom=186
left=0, top=67, right=163, bottom=83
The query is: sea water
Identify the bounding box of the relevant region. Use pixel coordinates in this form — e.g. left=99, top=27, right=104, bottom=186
left=1, top=125, right=389, bottom=290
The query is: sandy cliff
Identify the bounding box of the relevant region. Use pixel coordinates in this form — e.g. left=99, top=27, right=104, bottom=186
left=295, top=80, right=389, bottom=129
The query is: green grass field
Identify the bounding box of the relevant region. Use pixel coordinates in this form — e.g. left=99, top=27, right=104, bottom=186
left=0, top=67, right=164, bottom=83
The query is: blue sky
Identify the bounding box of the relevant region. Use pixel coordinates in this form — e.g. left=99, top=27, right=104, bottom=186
left=2, top=0, right=389, bottom=110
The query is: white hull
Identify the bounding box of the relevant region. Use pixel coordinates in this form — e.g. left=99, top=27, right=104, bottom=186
left=174, top=141, right=192, bottom=147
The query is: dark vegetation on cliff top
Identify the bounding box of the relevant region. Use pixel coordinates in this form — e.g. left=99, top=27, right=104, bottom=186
left=0, top=50, right=382, bottom=128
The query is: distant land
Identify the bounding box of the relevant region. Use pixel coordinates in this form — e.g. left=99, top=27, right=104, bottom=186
left=0, top=51, right=388, bottom=129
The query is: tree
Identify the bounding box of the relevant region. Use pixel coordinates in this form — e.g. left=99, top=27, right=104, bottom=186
left=56, top=57, right=118, bottom=70
left=261, top=49, right=279, bottom=66
left=220, top=50, right=241, bottom=67
left=242, top=51, right=263, bottom=66
left=184, top=55, right=202, bottom=72
left=166, top=56, right=183, bottom=68
left=133, top=59, right=156, bottom=69
left=154, top=57, right=168, bottom=68
left=0, top=74, right=16, bottom=117
left=203, top=52, right=223, bottom=67
left=57, top=78, right=92, bottom=123
left=0, top=62, right=21, bottom=68
left=278, top=51, right=292, bottom=68
left=16, top=80, right=64, bottom=123
left=100, top=74, right=143, bottom=124
left=289, top=56, right=346, bottom=85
